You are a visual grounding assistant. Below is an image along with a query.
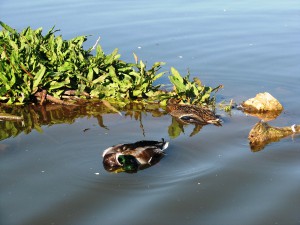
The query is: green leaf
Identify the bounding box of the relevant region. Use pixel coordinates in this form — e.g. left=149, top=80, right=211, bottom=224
left=49, top=81, right=66, bottom=91
left=93, top=67, right=99, bottom=74
left=105, top=48, right=119, bottom=64
left=170, top=67, right=183, bottom=83
left=153, top=71, right=165, bottom=81
left=87, top=68, right=94, bottom=81
left=133, top=89, right=142, bottom=97
left=92, top=73, right=109, bottom=84
left=169, top=75, right=186, bottom=93
left=0, top=21, right=17, bottom=34
left=32, top=65, right=46, bottom=92
left=169, top=67, right=186, bottom=93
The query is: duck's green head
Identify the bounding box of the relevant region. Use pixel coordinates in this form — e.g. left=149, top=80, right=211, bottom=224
left=117, top=155, right=139, bottom=172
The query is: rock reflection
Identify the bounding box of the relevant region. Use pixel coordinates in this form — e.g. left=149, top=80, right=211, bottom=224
left=102, top=139, right=169, bottom=173
left=241, top=110, right=282, bottom=122
left=248, top=121, right=300, bottom=152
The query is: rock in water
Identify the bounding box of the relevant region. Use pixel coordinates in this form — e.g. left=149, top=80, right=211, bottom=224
left=240, top=92, right=283, bottom=121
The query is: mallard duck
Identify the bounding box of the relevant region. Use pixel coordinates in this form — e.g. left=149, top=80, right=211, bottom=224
left=167, top=98, right=222, bottom=126
left=102, top=139, right=169, bottom=173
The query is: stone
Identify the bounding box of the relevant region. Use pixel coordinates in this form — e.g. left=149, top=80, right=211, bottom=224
left=240, top=92, right=283, bottom=121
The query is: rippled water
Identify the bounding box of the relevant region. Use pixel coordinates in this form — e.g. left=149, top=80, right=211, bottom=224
left=1, top=0, right=300, bottom=225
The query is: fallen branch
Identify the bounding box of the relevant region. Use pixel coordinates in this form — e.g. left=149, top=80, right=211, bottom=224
left=34, top=91, right=77, bottom=105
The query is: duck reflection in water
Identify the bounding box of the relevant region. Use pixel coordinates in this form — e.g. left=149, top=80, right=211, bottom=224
left=102, top=139, right=169, bottom=173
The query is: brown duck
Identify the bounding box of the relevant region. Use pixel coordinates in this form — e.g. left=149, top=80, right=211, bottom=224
left=167, top=98, right=222, bottom=126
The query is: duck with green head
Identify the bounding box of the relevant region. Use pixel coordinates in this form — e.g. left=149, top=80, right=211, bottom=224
left=102, top=139, right=169, bottom=173
left=166, top=98, right=222, bottom=126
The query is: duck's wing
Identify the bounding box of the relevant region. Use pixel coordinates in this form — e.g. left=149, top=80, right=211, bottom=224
left=179, top=114, right=204, bottom=124
left=132, top=146, right=166, bottom=164
left=181, top=106, right=222, bottom=126
left=131, top=139, right=169, bottom=151
left=102, top=144, right=124, bottom=157
left=103, top=139, right=169, bottom=159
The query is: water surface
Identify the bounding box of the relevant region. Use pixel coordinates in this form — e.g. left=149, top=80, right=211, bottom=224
left=1, top=1, right=300, bottom=225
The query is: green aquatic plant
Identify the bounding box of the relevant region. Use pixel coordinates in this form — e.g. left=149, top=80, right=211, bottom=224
left=0, top=22, right=221, bottom=106
left=219, top=99, right=234, bottom=113
left=168, top=67, right=222, bottom=105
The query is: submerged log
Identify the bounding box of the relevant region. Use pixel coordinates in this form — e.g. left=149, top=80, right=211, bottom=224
left=240, top=92, right=283, bottom=121
left=248, top=121, right=300, bottom=151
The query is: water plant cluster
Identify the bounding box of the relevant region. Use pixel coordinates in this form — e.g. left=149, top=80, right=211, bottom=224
left=0, top=22, right=221, bottom=106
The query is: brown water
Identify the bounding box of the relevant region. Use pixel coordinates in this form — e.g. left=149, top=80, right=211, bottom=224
left=1, top=0, right=300, bottom=225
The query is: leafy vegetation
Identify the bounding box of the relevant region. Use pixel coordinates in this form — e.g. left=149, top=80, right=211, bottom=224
left=168, top=67, right=222, bottom=105
left=0, top=22, right=222, bottom=106
left=219, top=99, right=235, bottom=113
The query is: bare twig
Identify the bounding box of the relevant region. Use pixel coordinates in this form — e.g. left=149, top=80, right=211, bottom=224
left=91, top=36, right=101, bottom=51
left=40, top=89, right=47, bottom=105
left=19, top=64, right=34, bottom=79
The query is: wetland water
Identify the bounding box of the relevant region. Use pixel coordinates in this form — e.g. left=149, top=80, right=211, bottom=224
left=1, top=0, right=300, bottom=224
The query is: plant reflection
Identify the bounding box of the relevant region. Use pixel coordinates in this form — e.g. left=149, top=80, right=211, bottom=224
left=0, top=101, right=220, bottom=142
left=0, top=101, right=168, bottom=141
left=168, top=117, right=204, bottom=138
